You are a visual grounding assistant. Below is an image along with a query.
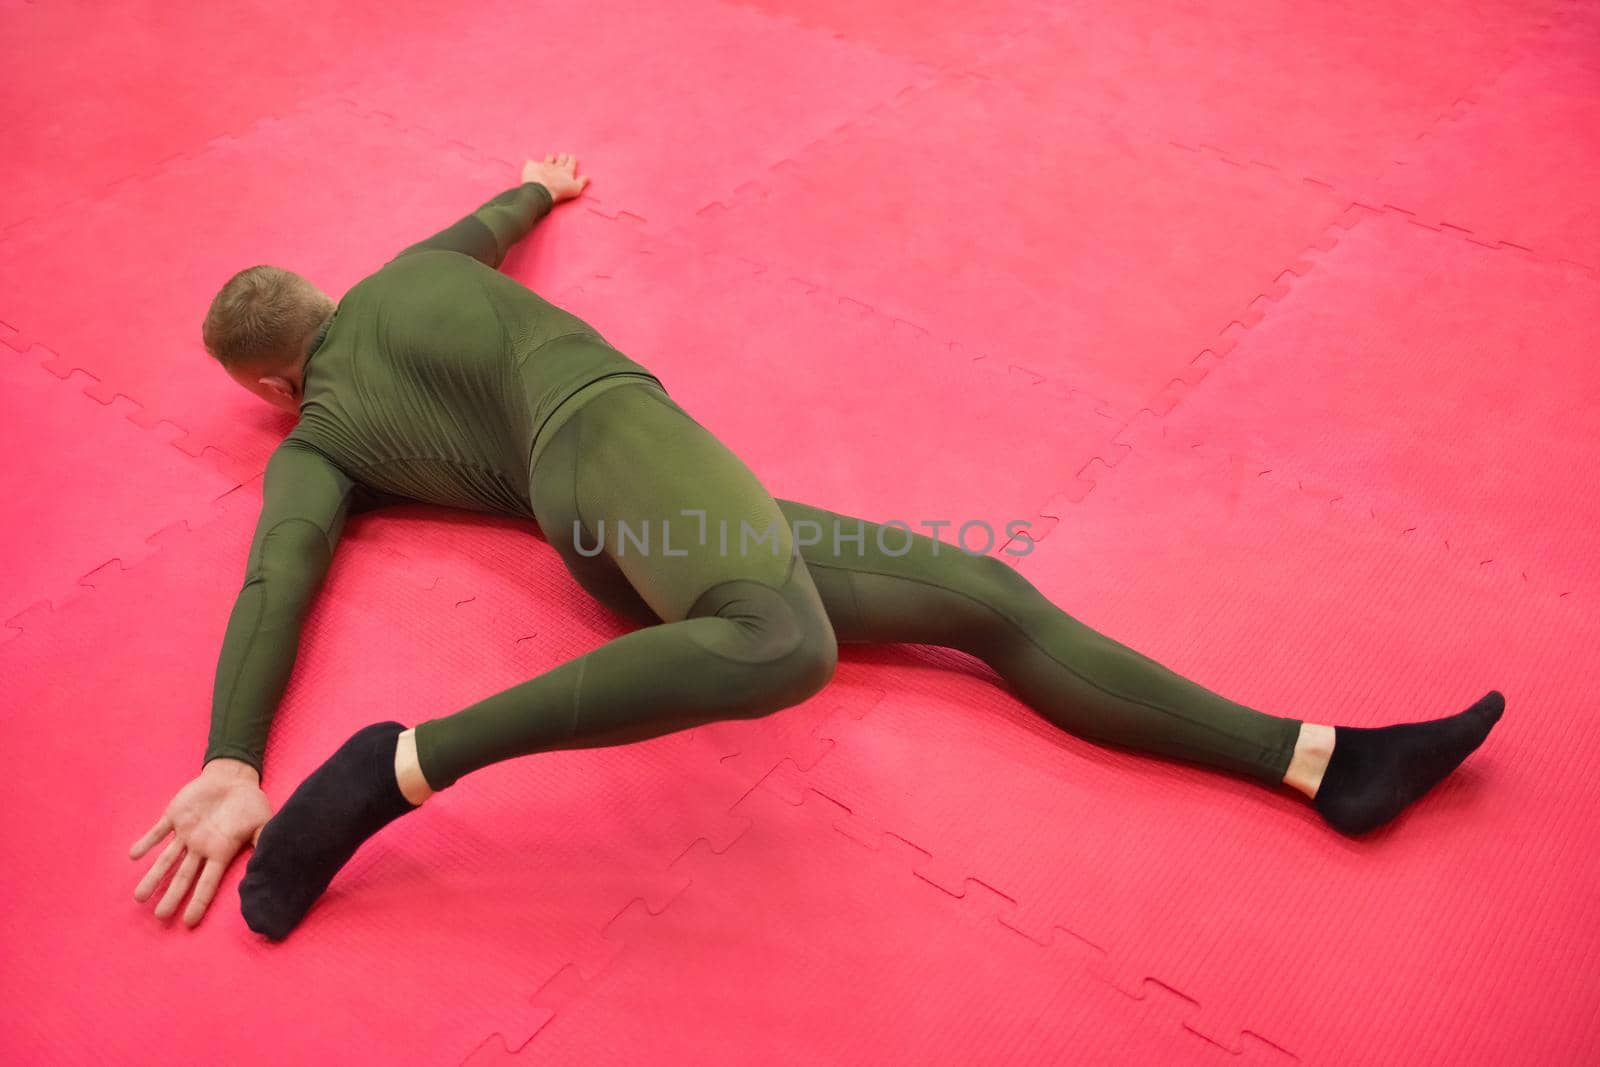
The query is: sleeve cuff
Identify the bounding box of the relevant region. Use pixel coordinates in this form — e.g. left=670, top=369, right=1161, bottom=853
left=523, top=181, right=555, bottom=215
left=203, top=748, right=265, bottom=778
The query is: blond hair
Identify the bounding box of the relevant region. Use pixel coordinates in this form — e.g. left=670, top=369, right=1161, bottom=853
left=201, top=265, right=332, bottom=369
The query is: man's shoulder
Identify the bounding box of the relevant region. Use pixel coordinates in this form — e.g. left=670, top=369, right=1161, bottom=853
left=273, top=428, right=340, bottom=467
left=271, top=430, right=403, bottom=512
left=351, top=249, right=498, bottom=305
left=375, top=247, right=489, bottom=277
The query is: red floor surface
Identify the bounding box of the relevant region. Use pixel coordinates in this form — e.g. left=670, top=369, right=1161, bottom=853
left=2, top=1, right=1597, bottom=1063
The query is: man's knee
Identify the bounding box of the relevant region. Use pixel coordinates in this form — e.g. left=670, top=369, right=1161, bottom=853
left=789, top=615, right=838, bottom=701
left=742, top=610, right=834, bottom=714
left=686, top=574, right=837, bottom=708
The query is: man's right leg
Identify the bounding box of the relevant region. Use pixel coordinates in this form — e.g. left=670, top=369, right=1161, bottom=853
left=409, top=383, right=838, bottom=791
left=408, top=545, right=834, bottom=790
left=241, top=384, right=836, bottom=938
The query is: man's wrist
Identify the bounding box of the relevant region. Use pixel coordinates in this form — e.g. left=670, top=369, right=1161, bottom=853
left=523, top=181, right=554, bottom=213
left=202, top=755, right=262, bottom=784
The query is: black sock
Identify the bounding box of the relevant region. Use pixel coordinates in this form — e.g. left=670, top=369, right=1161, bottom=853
left=239, top=721, right=419, bottom=940
left=1315, top=691, right=1504, bottom=835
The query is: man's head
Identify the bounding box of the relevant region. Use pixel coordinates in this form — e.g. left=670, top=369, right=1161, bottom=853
left=202, top=265, right=335, bottom=413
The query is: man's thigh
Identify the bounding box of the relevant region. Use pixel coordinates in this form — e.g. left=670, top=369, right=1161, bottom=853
left=574, top=386, right=799, bottom=622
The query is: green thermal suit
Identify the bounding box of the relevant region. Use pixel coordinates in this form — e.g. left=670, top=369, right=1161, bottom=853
left=205, top=182, right=1302, bottom=791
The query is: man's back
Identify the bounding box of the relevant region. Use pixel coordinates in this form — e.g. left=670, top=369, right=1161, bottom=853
left=288, top=248, right=659, bottom=518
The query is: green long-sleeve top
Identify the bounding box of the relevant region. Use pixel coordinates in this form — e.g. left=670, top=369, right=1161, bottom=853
left=204, top=181, right=664, bottom=775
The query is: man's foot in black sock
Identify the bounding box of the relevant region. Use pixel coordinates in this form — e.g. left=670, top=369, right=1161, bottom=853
left=1315, top=691, right=1505, bottom=835
left=239, top=721, right=419, bottom=940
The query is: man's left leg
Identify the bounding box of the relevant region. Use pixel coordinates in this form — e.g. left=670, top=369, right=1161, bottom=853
left=773, top=498, right=1503, bottom=833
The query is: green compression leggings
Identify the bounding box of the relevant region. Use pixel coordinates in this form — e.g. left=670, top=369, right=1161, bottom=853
left=412, top=380, right=1302, bottom=791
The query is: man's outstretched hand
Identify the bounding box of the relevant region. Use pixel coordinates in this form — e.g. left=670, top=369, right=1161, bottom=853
left=130, top=758, right=272, bottom=927
left=522, top=153, right=590, bottom=202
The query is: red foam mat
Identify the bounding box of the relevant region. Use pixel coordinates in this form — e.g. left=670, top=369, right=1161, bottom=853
left=803, top=432, right=1600, bottom=1062
left=1372, top=2, right=1600, bottom=269
left=678, top=72, right=1349, bottom=412
left=981, top=0, right=1558, bottom=192
left=326, top=0, right=929, bottom=230
left=2, top=0, right=1596, bottom=1063
left=1106, top=212, right=1600, bottom=601
left=0, top=334, right=237, bottom=636
left=464, top=779, right=1290, bottom=1066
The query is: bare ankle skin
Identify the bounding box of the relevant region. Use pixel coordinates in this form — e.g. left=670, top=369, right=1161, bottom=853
left=1282, top=722, right=1336, bottom=799
left=395, top=728, right=435, bottom=806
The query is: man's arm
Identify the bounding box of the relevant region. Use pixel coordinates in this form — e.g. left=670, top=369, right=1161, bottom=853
left=205, top=438, right=357, bottom=775
left=389, top=153, right=593, bottom=268
left=391, top=181, right=555, bottom=268
left=132, top=438, right=356, bottom=927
